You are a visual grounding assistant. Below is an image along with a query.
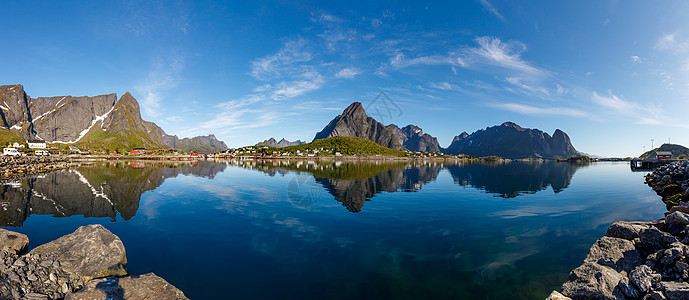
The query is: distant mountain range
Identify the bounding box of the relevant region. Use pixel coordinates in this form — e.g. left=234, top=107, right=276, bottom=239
left=0, top=84, right=227, bottom=152
left=256, top=138, right=305, bottom=148
left=309, top=101, right=579, bottom=159
left=443, top=122, right=578, bottom=159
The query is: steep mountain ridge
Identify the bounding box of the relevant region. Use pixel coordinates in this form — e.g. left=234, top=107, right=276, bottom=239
left=256, top=137, right=305, bottom=148
left=313, top=102, right=405, bottom=150
left=0, top=84, right=227, bottom=152
left=444, top=122, right=577, bottom=159
left=386, top=124, right=440, bottom=152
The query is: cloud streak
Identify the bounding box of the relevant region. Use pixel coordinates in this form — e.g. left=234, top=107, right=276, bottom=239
left=135, top=56, right=184, bottom=118
left=478, top=0, right=507, bottom=22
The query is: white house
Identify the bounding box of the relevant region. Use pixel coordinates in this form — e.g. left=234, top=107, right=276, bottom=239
left=27, top=140, right=47, bottom=149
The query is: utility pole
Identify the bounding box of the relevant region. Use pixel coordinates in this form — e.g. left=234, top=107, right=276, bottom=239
left=643, top=146, right=646, bottom=153
left=651, top=139, right=654, bottom=149
left=669, top=138, right=671, bottom=144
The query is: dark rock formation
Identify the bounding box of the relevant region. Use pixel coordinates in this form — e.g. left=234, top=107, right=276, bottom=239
left=313, top=102, right=405, bottom=150
left=444, top=122, right=578, bottom=159
left=256, top=137, right=304, bottom=148
left=645, top=161, right=689, bottom=208
left=0, top=225, right=187, bottom=299
left=386, top=124, right=440, bottom=152
left=0, top=84, right=227, bottom=152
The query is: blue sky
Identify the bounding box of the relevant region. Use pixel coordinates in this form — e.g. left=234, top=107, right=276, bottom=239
left=1, top=1, right=689, bottom=157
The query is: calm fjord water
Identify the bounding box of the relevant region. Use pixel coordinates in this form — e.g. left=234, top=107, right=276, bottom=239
left=0, top=160, right=664, bottom=299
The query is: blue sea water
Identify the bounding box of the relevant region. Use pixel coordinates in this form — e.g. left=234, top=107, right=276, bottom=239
left=0, top=160, right=665, bottom=299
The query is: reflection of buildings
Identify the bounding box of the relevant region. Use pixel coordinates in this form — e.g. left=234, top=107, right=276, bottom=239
left=0, top=161, right=226, bottom=226
left=447, top=161, right=584, bottom=198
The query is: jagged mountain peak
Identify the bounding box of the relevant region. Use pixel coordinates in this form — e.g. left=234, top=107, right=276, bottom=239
left=313, top=101, right=404, bottom=150
left=444, top=123, right=577, bottom=159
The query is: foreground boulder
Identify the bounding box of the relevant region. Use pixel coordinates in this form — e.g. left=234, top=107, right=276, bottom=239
left=0, top=227, right=28, bottom=254
left=0, top=225, right=186, bottom=299
left=66, top=273, right=189, bottom=300
left=555, top=212, right=689, bottom=299
left=29, top=224, right=127, bottom=281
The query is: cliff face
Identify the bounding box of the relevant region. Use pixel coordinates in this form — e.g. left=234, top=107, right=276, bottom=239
left=444, top=122, right=578, bottom=159
left=256, top=138, right=304, bottom=148
left=0, top=84, right=227, bottom=152
left=386, top=124, right=440, bottom=152
left=313, top=102, right=404, bottom=150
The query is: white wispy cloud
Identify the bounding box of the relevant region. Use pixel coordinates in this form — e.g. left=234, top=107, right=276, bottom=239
left=591, top=90, right=663, bottom=124
left=271, top=72, right=324, bottom=100
left=478, top=0, right=507, bottom=22
left=335, top=67, right=361, bottom=79
left=656, top=32, right=689, bottom=53
left=505, top=77, right=549, bottom=96
left=631, top=55, right=642, bottom=63
left=467, top=36, right=545, bottom=77
left=135, top=56, right=184, bottom=118
left=249, top=39, right=313, bottom=80
left=491, top=103, right=588, bottom=117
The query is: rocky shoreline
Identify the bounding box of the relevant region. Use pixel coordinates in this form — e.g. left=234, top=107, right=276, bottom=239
left=0, top=156, right=74, bottom=180
left=548, top=161, right=689, bottom=299
left=0, top=224, right=187, bottom=300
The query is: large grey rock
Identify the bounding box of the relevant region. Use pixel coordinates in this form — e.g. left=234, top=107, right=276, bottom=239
left=561, top=262, right=626, bottom=299
left=29, top=224, right=127, bottom=281
left=662, top=281, right=689, bottom=299
left=619, top=276, right=640, bottom=298
left=546, top=290, right=571, bottom=300
left=66, top=273, right=188, bottom=300
left=607, top=221, right=650, bottom=240
left=630, top=265, right=661, bottom=294
left=386, top=124, right=441, bottom=152
left=585, top=236, right=643, bottom=272
left=0, top=227, right=29, bottom=254
left=667, top=211, right=689, bottom=226
left=640, top=227, right=680, bottom=250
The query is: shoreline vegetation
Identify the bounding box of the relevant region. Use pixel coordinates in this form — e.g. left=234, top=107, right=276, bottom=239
left=548, top=161, right=689, bottom=299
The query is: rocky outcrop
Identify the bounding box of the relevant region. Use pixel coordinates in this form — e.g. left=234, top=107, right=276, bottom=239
left=0, top=228, right=28, bottom=254
left=0, top=224, right=187, bottom=299
left=386, top=124, right=440, bottom=152
left=313, top=102, right=405, bottom=150
left=444, top=122, right=578, bottom=159
left=66, top=273, right=188, bottom=300
left=554, top=211, right=689, bottom=299
left=29, top=224, right=127, bottom=281
left=645, top=161, right=689, bottom=208
left=256, top=137, right=304, bottom=148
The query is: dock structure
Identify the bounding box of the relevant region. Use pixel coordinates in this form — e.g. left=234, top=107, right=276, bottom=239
left=630, top=159, right=676, bottom=171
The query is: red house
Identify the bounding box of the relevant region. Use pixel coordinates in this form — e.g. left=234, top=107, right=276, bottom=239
left=656, top=151, right=673, bottom=160
left=129, top=148, right=147, bottom=155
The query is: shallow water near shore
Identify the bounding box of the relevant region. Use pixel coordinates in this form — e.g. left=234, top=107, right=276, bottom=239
left=0, top=160, right=665, bottom=299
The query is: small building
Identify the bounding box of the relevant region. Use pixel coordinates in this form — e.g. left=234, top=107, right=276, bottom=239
left=130, top=148, right=147, bottom=155
left=68, top=146, right=81, bottom=153
left=12, top=142, right=25, bottom=148
left=656, top=151, right=673, bottom=160
left=27, top=140, right=47, bottom=149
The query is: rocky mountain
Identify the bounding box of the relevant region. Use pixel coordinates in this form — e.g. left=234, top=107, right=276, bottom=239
left=386, top=124, right=440, bottom=152
left=256, top=138, right=305, bottom=148
left=0, top=84, right=227, bottom=152
left=163, top=134, right=228, bottom=153
left=313, top=102, right=405, bottom=150
left=443, top=122, right=578, bottom=159
left=640, top=143, right=689, bottom=160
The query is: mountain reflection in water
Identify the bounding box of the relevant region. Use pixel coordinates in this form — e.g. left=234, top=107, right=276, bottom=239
left=0, top=161, right=226, bottom=226
left=0, top=159, right=587, bottom=226
left=234, top=159, right=588, bottom=212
